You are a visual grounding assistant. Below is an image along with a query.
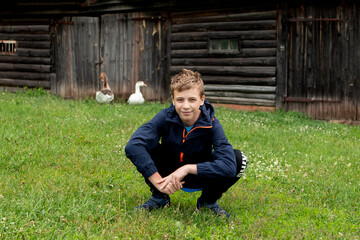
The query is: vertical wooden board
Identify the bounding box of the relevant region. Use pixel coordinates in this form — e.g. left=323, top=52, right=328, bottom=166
left=71, top=17, right=100, bottom=99
left=54, top=19, right=74, bottom=98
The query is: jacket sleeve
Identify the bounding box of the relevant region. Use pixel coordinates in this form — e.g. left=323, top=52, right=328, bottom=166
left=125, top=110, right=166, bottom=179
left=196, top=118, right=237, bottom=178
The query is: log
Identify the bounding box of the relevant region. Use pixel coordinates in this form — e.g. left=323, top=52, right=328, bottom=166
left=0, top=71, right=50, bottom=80
left=171, top=40, right=276, bottom=50
left=202, top=76, right=275, bottom=85
left=16, top=48, right=51, bottom=57
left=0, top=78, right=50, bottom=88
left=0, top=33, right=50, bottom=41
left=17, top=41, right=51, bottom=49
left=204, top=84, right=276, bottom=93
left=205, top=91, right=276, bottom=100
left=206, top=96, right=275, bottom=106
left=0, top=55, right=51, bottom=64
left=171, top=66, right=276, bottom=77
left=171, top=30, right=276, bottom=42
left=171, top=57, right=276, bottom=66
left=172, top=11, right=277, bottom=24
left=171, top=48, right=276, bottom=58
left=242, top=40, right=276, bottom=48
left=172, top=20, right=276, bottom=33
left=0, top=25, right=49, bottom=33
left=171, top=41, right=207, bottom=50
left=0, top=63, right=51, bottom=73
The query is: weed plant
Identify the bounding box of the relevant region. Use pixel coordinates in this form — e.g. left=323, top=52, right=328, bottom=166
left=0, top=90, right=359, bottom=239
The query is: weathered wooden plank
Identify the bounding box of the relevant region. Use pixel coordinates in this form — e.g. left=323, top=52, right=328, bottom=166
left=206, top=96, right=275, bottom=106
left=242, top=40, right=277, bottom=48
left=206, top=91, right=276, bottom=100
left=0, top=63, right=51, bottom=73
left=0, top=56, right=51, bottom=64
left=0, top=25, right=49, bottom=33
left=172, top=20, right=276, bottom=32
left=172, top=10, right=277, bottom=24
left=16, top=41, right=51, bottom=49
left=171, top=48, right=276, bottom=58
left=0, top=78, right=50, bottom=88
left=0, top=34, right=50, bottom=41
left=171, top=40, right=276, bottom=50
left=171, top=57, right=276, bottom=66
left=276, top=3, right=288, bottom=109
left=0, top=71, right=50, bottom=80
left=171, top=66, right=275, bottom=77
left=16, top=48, right=51, bottom=57
left=171, top=30, right=276, bottom=42
left=171, top=41, right=207, bottom=50
left=204, top=84, right=276, bottom=93
left=203, top=76, right=275, bottom=85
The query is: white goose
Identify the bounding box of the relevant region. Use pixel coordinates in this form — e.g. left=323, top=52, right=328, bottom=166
left=96, top=72, right=114, bottom=103
left=127, top=81, right=147, bottom=104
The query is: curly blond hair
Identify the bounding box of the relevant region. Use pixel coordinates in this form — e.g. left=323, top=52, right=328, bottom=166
left=170, top=69, right=204, bottom=98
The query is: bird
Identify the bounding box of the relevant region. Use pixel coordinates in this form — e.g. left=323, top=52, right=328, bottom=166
left=127, top=81, right=147, bottom=104
left=96, top=72, right=114, bottom=103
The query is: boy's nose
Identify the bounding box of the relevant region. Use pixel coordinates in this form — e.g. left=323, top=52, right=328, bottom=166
left=183, top=101, right=190, bottom=108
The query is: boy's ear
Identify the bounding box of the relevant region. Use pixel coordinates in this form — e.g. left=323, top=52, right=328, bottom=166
left=201, top=95, right=205, bottom=105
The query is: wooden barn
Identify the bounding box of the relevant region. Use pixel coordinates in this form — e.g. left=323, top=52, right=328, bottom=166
left=0, top=0, right=359, bottom=121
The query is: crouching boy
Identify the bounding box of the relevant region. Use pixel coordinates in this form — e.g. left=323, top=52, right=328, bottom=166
left=125, top=69, right=247, bottom=218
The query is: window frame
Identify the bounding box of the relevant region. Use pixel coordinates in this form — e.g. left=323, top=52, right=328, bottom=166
left=207, top=37, right=241, bottom=54
left=0, top=40, right=17, bottom=55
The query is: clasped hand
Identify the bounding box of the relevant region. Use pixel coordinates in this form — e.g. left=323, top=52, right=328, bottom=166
left=157, top=166, right=189, bottom=195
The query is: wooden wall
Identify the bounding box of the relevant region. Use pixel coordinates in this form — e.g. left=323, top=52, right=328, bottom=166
left=53, top=17, right=100, bottom=98
left=101, top=12, right=168, bottom=102
left=170, top=7, right=277, bottom=107
left=277, top=2, right=360, bottom=120
left=0, top=20, right=52, bottom=91
left=53, top=12, right=169, bottom=101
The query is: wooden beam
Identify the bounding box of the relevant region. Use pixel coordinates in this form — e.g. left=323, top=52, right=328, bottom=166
left=171, top=48, right=276, bottom=58
left=202, top=76, right=275, bottom=85
left=204, top=84, right=276, bottom=93
left=171, top=66, right=276, bottom=77
left=206, top=96, right=275, bottom=106
left=0, top=63, right=51, bottom=73
left=0, top=34, right=50, bottom=41
left=0, top=78, right=50, bottom=88
left=172, top=10, right=277, bottom=24
left=0, top=56, right=51, bottom=64
left=0, top=71, right=50, bottom=80
left=171, top=30, right=276, bottom=42
left=206, top=91, right=276, bottom=100
left=172, top=20, right=276, bottom=32
left=171, top=57, right=276, bottom=66
left=0, top=25, right=49, bottom=33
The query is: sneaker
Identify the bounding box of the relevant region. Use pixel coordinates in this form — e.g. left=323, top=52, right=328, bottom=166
left=135, top=195, right=170, bottom=211
left=196, top=198, right=230, bottom=218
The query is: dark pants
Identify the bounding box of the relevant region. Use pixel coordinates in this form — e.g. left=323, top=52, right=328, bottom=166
left=146, top=149, right=248, bottom=204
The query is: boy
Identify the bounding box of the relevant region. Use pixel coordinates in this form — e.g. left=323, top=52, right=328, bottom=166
left=125, top=69, right=247, bottom=218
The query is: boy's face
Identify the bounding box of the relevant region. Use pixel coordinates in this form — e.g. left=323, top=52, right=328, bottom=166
left=172, top=87, right=205, bottom=127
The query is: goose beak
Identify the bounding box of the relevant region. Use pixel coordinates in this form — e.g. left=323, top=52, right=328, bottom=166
left=143, top=83, right=147, bottom=86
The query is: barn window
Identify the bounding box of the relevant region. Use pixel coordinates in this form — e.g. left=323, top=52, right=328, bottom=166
left=208, top=38, right=240, bottom=53
left=0, top=40, right=17, bottom=55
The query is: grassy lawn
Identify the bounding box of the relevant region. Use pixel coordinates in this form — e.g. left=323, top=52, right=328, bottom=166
left=0, top=89, right=359, bottom=239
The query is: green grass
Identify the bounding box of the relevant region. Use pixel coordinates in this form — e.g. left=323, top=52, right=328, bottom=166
left=0, top=89, right=359, bottom=239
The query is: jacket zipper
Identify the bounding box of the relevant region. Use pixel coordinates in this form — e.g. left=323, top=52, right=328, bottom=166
left=180, top=125, right=212, bottom=162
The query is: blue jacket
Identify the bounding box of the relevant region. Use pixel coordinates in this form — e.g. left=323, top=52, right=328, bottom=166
left=125, top=100, right=236, bottom=179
